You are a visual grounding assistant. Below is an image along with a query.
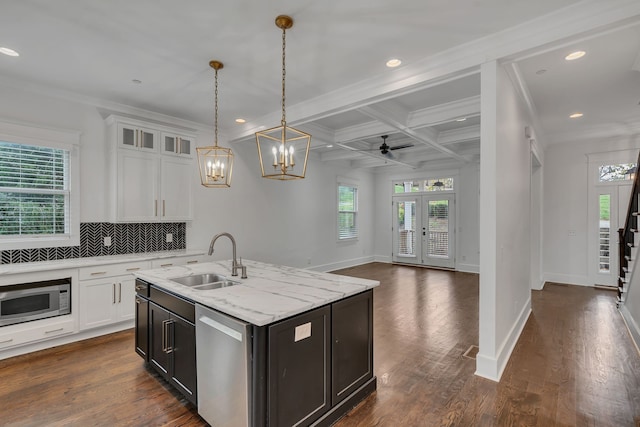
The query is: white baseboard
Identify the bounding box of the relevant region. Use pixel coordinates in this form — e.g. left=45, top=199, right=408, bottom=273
left=310, top=256, right=376, bottom=273
left=531, top=279, right=545, bottom=291
left=543, top=272, right=590, bottom=287
left=475, top=296, right=532, bottom=382
left=620, top=304, right=640, bottom=355
left=457, top=263, right=479, bottom=273
left=374, top=255, right=392, bottom=263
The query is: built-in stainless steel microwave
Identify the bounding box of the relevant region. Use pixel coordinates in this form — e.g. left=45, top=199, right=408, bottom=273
left=0, top=278, right=71, bottom=327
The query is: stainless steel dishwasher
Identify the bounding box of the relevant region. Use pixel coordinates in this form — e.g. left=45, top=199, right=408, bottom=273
left=195, top=304, right=252, bottom=427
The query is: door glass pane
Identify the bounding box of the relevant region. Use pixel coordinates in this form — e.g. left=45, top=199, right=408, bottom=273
left=397, top=201, right=416, bottom=256
left=599, top=194, right=610, bottom=273
left=428, top=200, right=449, bottom=257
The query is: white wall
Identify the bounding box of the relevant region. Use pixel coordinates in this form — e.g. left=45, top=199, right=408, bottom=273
left=0, top=86, right=376, bottom=271
left=543, top=136, right=640, bottom=285
left=372, top=164, right=480, bottom=271
left=189, top=135, right=376, bottom=270
left=477, top=61, right=532, bottom=381
left=0, top=85, right=109, bottom=222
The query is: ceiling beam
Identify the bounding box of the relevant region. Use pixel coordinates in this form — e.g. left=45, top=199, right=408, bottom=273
left=408, top=96, right=480, bottom=129
left=437, top=125, right=480, bottom=145
left=358, top=104, right=470, bottom=163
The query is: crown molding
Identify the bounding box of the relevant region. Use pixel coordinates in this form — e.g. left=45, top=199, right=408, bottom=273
left=0, top=73, right=214, bottom=134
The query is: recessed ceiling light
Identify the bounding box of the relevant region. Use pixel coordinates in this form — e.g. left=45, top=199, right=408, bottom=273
left=565, top=51, right=586, bottom=61
left=569, top=112, right=584, bottom=119
left=326, top=144, right=334, bottom=148
left=132, top=79, right=142, bottom=84
left=235, top=118, right=246, bottom=124
left=0, top=47, right=19, bottom=57
left=456, top=117, right=467, bottom=122
left=386, top=58, right=402, bottom=68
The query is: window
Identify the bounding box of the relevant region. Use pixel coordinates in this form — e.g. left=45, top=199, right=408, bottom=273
left=338, top=183, right=358, bottom=240
left=393, top=177, right=454, bottom=193
left=598, top=163, right=636, bottom=183
left=0, top=120, right=79, bottom=249
left=0, top=141, right=69, bottom=237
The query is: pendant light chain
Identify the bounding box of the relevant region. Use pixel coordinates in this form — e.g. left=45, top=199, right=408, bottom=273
left=281, top=26, right=286, bottom=126
left=214, top=68, right=219, bottom=147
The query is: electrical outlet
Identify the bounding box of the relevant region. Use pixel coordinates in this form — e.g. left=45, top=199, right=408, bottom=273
left=103, top=236, right=112, bottom=247
left=166, top=233, right=173, bottom=243
left=307, top=257, right=311, bottom=265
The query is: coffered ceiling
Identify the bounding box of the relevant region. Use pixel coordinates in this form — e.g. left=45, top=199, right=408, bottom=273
left=1, top=0, right=639, bottom=170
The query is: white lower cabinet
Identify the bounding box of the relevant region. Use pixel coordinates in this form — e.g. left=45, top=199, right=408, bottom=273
left=79, top=277, right=136, bottom=330
left=78, top=261, right=149, bottom=331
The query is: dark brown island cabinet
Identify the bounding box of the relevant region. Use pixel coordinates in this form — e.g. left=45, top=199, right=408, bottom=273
left=135, top=278, right=375, bottom=427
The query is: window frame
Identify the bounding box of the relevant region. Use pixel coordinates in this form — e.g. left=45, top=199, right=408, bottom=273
left=0, top=120, right=80, bottom=250
left=337, top=180, right=358, bottom=241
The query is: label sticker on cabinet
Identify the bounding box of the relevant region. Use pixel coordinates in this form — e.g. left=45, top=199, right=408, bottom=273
left=294, top=322, right=312, bottom=342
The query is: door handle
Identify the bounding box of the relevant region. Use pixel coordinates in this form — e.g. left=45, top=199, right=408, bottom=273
left=165, top=320, right=174, bottom=354
left=118, top=283, right=122, bottom=303
left=112, top=283, right=116, bottom=304
left=161, top=319, right=168, bottom=352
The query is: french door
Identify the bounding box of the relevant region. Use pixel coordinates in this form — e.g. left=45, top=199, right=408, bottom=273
left=392, top=194, right=455, bottom=268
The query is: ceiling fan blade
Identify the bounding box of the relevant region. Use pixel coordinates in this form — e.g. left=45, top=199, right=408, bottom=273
left=389, top=143, right=414, bottom=150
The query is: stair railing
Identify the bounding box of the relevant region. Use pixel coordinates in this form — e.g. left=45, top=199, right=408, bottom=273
left=618, top=151, right=640, bottom=306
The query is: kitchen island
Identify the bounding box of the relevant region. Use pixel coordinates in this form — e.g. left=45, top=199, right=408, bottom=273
left=134, top=259, right=379, bottom=427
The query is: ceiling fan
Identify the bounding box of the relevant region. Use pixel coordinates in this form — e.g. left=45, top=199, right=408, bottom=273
left=372, top=135, right=414, bottom=156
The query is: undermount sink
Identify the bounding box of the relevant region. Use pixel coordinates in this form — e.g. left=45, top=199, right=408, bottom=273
left=171, top=273, right=240, bottom=290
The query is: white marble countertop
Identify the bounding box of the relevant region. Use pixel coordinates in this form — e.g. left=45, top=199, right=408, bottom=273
left=134, top=260, right=379, bottom=326
left=0, top=249, right=206, bottom=276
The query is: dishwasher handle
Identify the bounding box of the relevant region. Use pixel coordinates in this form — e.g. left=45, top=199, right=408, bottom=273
left=199, top=315, right=243, bottom=342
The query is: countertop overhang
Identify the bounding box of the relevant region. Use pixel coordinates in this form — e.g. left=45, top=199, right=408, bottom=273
left=134, top=260, right=379, bottom=326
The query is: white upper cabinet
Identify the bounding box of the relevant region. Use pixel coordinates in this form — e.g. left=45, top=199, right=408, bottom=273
left=160, top=156, right=194, bottom=221
left=161, top=132, right=194, bottom=158
left=106, top=115, right=195, bottom=222
left=117, top=122, right=158, bottom=152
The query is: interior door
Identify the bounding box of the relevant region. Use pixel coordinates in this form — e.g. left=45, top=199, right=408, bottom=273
left=392, top=196, right=421, bottom=265
left=422, top=195, right=455, bottom=269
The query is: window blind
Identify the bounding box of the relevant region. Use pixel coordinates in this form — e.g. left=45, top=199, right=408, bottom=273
left=0, top=141, right=70, bottom=237
left=338, top=184, right=358, bottom=240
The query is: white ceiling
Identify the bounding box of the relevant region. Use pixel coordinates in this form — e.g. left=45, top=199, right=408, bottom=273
left=1, top=0, right=639, bottom=170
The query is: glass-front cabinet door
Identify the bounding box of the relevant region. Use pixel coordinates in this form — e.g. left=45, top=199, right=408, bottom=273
left=162, top=133, right=194, bottom=157
left=117, top=123, right=157, bottom=152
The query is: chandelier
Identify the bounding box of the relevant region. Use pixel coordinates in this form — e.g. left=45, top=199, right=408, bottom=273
left=255, top=15, right=311, bottom=180
left=197, top=60, right=234, bottom=188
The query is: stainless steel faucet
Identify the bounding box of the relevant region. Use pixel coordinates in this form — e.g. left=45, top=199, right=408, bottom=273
left=208, top=232, right=247, bottom=278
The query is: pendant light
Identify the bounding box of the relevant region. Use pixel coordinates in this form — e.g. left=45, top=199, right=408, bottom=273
left=255, top=15, right=311, bottom=180
left=197, top=60, right=234, bottom=188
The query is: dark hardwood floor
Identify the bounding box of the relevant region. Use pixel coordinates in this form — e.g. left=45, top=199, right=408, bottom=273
left=1, top=263, right=639, bottom=426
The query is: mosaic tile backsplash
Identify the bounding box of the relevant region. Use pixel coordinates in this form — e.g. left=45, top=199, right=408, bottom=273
left=0, top=222, right=186, bottom=264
